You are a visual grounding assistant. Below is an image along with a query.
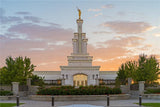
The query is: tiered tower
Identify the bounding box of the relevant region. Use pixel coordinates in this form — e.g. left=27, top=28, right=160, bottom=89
left=60, top=10, right=100, bottom=86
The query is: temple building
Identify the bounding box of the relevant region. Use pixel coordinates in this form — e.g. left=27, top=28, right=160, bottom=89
left=33, top=11, right=117, bottom=86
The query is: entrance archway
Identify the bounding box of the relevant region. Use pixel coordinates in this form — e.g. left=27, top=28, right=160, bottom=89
left=73, top=74, right=87, bottom=86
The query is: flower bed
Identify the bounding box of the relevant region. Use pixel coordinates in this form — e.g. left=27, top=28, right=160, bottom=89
left=37, top=86, right=121, bottom=95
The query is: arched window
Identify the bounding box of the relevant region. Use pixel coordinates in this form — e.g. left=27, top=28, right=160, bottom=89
left=96, top=74, right=98, bottom=79
left=66, top=74, right=68, bottom=79
left=62, top=74, right=64, bottom=79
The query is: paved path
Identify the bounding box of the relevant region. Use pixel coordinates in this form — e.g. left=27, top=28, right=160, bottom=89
left=1, top=99, right=160, bottom=107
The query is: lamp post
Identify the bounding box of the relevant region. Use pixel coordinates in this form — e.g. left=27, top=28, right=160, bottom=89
left=16, top=95, right=19, bottom=107
left=107, top=94, right=109, bottom=106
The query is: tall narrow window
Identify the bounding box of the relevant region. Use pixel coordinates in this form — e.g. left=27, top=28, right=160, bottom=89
left=77, top=81, right=79, bottom=86
left=62, top=74, right=64, bottom=79
left=66, top=74, right=68, bottom=79
left=92, top=75, right=95, bottom=79
left=96, top=74, right=98, bottom=79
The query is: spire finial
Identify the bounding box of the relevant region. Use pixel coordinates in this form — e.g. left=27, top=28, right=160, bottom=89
left=77, top=8, right=81, bottom=19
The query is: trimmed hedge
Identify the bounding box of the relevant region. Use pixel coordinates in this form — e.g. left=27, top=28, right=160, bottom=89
left=0, top=90, right=13, bottom=96
left=37, top=86, right=121, bottom=95
left=145, top=88, right=160, bottom=94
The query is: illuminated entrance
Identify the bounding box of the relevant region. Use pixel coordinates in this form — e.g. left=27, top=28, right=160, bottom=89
left=73, top=74, right=88, bottom=86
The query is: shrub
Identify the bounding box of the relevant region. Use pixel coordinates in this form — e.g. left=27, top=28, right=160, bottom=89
left=30, top=75, right=45, bottom=86
left=0, top=91, right=13, bottom=96
left=37, top=85, right=121, bottom=95
left=111, top=87, right=122, bottom=94
left=145, top=88, right=160, bottom=94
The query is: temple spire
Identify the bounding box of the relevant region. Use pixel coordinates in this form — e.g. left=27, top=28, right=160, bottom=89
left=72, top=10, right=88, bottom=55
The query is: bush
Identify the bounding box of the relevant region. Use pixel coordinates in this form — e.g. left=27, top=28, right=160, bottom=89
left=145, top=88, right=160, bottom=94
left=30, top=75, right=45, bottom=86
left=0, top=91, right=13, bottom=96
left=111, top=87, right=122, bottom=94
left=37, top=85, right=121, bottom=95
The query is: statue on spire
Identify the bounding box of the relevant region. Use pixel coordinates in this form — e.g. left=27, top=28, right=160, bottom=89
left=77, top=8, right=81, bottom=19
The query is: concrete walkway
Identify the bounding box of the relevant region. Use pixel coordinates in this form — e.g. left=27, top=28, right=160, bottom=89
left=1, top=99, right=160, bottom=107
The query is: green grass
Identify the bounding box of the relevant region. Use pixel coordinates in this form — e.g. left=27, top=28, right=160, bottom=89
left=0, top=103, right=24, bottom=107
left=136, top=103, right=160, bottom=107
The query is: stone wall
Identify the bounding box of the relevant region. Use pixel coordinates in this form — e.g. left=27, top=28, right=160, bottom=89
left=29, top=86, right=39, bottom=95
left=0, top=85, right=12, bottom=91
left=29, top=94, right=130, bottom=101
left=120, top=85, right=129, bottom=94
left=143, top=94, right=160, bottom=99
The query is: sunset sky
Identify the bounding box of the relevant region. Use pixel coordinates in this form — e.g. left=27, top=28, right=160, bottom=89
left=0, top=0, right=160, bottom=71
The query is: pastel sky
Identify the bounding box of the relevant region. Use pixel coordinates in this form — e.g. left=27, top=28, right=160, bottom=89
left=0, top=0, right=160, bottom=71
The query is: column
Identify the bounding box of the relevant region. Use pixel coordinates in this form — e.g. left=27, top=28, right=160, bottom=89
left=12, top=82, right=19, bottom=95
left=62, top=79, right=65, bottom=86
left=128, top=78, right=132, bottom=90
left=139, top=81, right=145, bottom=95
left=77, top=19, right=83, bottom=33
left=27, top=78, right=32, bottom=95
left=95, top=79, right=99, bottom=86
left=27, top=78, right=31, bottom=87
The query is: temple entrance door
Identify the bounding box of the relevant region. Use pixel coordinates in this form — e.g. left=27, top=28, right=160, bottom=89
left=73, top=74, right=87, bottom=86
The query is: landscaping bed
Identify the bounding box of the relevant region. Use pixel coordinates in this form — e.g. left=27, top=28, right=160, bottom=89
left=37, top=86, right=121, bottom=95
left=0, top=90, right=13, bottom=100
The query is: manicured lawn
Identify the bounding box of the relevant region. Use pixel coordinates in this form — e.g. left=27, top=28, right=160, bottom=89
left=137, top=103, right=160, bottom=107
left=0, top=103, right=24, bottom=107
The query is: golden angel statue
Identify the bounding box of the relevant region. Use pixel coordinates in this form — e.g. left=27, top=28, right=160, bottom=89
left=77, top=8, right=81, bottom=19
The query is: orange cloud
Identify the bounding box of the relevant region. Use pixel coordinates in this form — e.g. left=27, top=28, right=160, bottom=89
left=102, top=21, right=153, bottom=34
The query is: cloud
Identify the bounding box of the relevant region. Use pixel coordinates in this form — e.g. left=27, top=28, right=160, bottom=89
left=24, top=16, right=41, bottom=23
left=88, top=36, right=145, bottom=65
left=0, top=34, right=72, bottom=71
left=48, top=41, right=67, bottom=46
left=0, top=8, right=75, bottom=71
left=0, top=34, right=8, bottom=40
left=88, top=36, right=145, bottom=70
left=29, top=48, right=45, bottom=51
left=88, top=8, right=101, bottom=12
left=15, top=12, right=30, bottom=15
left=0, top=18, right=74, bottom=71
left=102, top=21, right=153, bottom=34
left=154, top=33, right=160, bottom=37
left=145, top=44, right=152, bottom=47
left=0, top=16, right=23, bottom=24
left=117, top=11, right=126, bottom=16
left=8, top=23, right=73, bottom=42
left=0, top=8, right=42, bottom=24
left=97, top=36, right=145, bottom=48
left=94, top=13, right=103, bottom=17
left=101, top=4, right=113, bottom=9
left=93, top=31, right=111, bottom=34
left=0, top=8, right=23, bottom=24
left=93, top=58, right=109, bottom=62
